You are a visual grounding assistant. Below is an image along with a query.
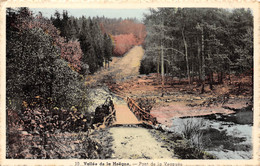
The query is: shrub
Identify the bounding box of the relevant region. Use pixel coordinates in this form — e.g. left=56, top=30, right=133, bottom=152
left=113, top=33, right=138, bottom=56
left=7, top=105, right=95, bottom=159
left=8, top=8, right=83, bottom=72
left=179, top=118, right=206, bottom=149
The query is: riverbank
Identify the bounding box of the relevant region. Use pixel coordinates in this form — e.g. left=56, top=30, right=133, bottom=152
left=86, top=46, right=253, bottom=159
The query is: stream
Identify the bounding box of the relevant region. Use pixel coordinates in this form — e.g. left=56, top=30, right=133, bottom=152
left=170, top=109, right=253, bottom=159
left=87, top=86, right=253, bottom=159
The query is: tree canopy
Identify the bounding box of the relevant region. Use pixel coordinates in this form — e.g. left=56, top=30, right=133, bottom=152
left=140, top=8, right=253, bottom=90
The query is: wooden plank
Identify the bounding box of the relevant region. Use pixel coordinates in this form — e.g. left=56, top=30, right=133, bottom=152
left=126, top=97, right=158, bottom=125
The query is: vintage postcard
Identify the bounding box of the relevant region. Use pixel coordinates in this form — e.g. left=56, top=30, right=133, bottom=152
left=0, top=0, right=259, bottom=165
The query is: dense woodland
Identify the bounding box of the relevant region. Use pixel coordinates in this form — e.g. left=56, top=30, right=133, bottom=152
left=6, top=8, right=145, bottom=158
left=6, top=7, right=253, bottom=159
left=140, top=8, right=253, bottom=92
left=6, top=8, right=145, bottom=109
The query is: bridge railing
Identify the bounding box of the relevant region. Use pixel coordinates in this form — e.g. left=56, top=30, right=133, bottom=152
left=127, top=97, right=157, bottom=125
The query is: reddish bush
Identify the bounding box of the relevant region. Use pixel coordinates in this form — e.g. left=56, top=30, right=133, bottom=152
left=117, top=20, right=146, bottom=45
left=101, top=19, right=146, bottom=45
left=7, top=109, right=23, bottom=132
left=57, top=38, right=83, bottom=72
left=112, top=33, right=138, bottom=56
left=100, top=19, right=146, bottom=56
left=14, top=11, right=82, bottom=71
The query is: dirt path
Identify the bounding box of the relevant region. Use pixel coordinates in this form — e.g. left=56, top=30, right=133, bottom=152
left=110, top=127, right=173, bottom=159
left=106, top=47, right=175, bottom=159
left=111, top=46, right=144, bottom=80
left=88, top=46, right=175, bottom=159
left=86, top=46, right=144, bottom=86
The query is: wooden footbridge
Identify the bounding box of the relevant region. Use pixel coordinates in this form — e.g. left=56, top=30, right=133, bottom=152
left=126, top=97, right=158, bottom=125
left=113, top=97, right=157, bottom=125
left=94, top=97, right=158, bottom=128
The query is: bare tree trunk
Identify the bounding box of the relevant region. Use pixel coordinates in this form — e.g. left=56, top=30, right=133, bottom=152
left=228, top=68, right=232, bottom=84
left=161, top=18, right=165, bottom=96
left=201, top=83, right=205, bottom=94
left=182, top=28, right=190, bottom=85
left=157, top=51, right=160, bottom=76
left=218, top=72, right=223, bottom=84
left=208, top=48, right=213, bottom=90
left=209, top=72, right=213, bottom=90
left=201, top=26, right=205, bottom=93
left=191, top=58, right=194, bottom=83
left=251, top=69, right=253, bottom=86
left=166, top=61, right=169, bottom=76
left=221, top=72, right=223, bottom=84
left=161, top=35, right=165, bottom=87
left=218, top=72, right=220, bottom=84
left=197, top=37, right=202, bottom=83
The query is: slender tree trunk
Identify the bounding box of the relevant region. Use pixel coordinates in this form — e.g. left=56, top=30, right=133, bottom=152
left=161, top=17, right=165, bottom=89
left=191, top=59, right=194, bottom=83
left=209, top=72, right=213, bottom=90
left=218, top=72, right=223, bottom=84
left=208, top=48, right=213, bottom=90
left=221, top=72, right=223, bottom=84
left=201, top=83, right=205, bottom=94
left=165, top=62, right=168, bottom=82
left=218, top=72, right=220, bottom=84
left=179, top=71, right=182, bottom=83
left=251, top=68, right=253, bottom=86
left=157, top=51, right=160, bottom=76
left=228, top=67, right=232, bottom=85
left=161, top=37, right=164, bottom=87
left=182, top=28, right=190, bottom=85
left=201, top=26, right=205, bottom=93
left=197, top=38, right=202, bottom=83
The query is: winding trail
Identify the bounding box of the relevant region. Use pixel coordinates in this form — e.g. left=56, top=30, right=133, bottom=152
left=92, top=46, right=174, bottom=159
left=88, top=46, right=174, bottom=159
left=86, top=46, right=144, bottom=86
left=111, top=46, right=144, bottom=80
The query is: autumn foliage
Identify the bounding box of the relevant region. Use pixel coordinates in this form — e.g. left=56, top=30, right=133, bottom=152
left=59, top=38, right=82, bottom=72
left=112, top=33, right=138, bottom=56
left=13, top=9, right=83, bottom=72
left=116, top=20, right=146, bottom=45
left=101, top=19, right=146, bottom=56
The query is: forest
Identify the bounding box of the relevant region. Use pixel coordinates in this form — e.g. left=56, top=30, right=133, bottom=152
left=6, top=7, right=146, bottom=159
left=6, top=7, right=146, bottom=108
left=140, top=8, right=253, bottom=93
left=5, top=7, right=254, bottom=160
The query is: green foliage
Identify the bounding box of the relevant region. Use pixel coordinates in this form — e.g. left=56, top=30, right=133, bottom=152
left=141, top=8, right=253, bottom=82
left=52, top=12, right=115, bottom=74
left=104, top=33, right=113, bottom=66
left=6, top=9, right=89, bottom=110
left=234, top=27, right=253, bottom=73
left=139, top=55, right=157, bottom=75
left=7, top=28, right=58, bottom=100
left=51, top=58, right=88, bottom=109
